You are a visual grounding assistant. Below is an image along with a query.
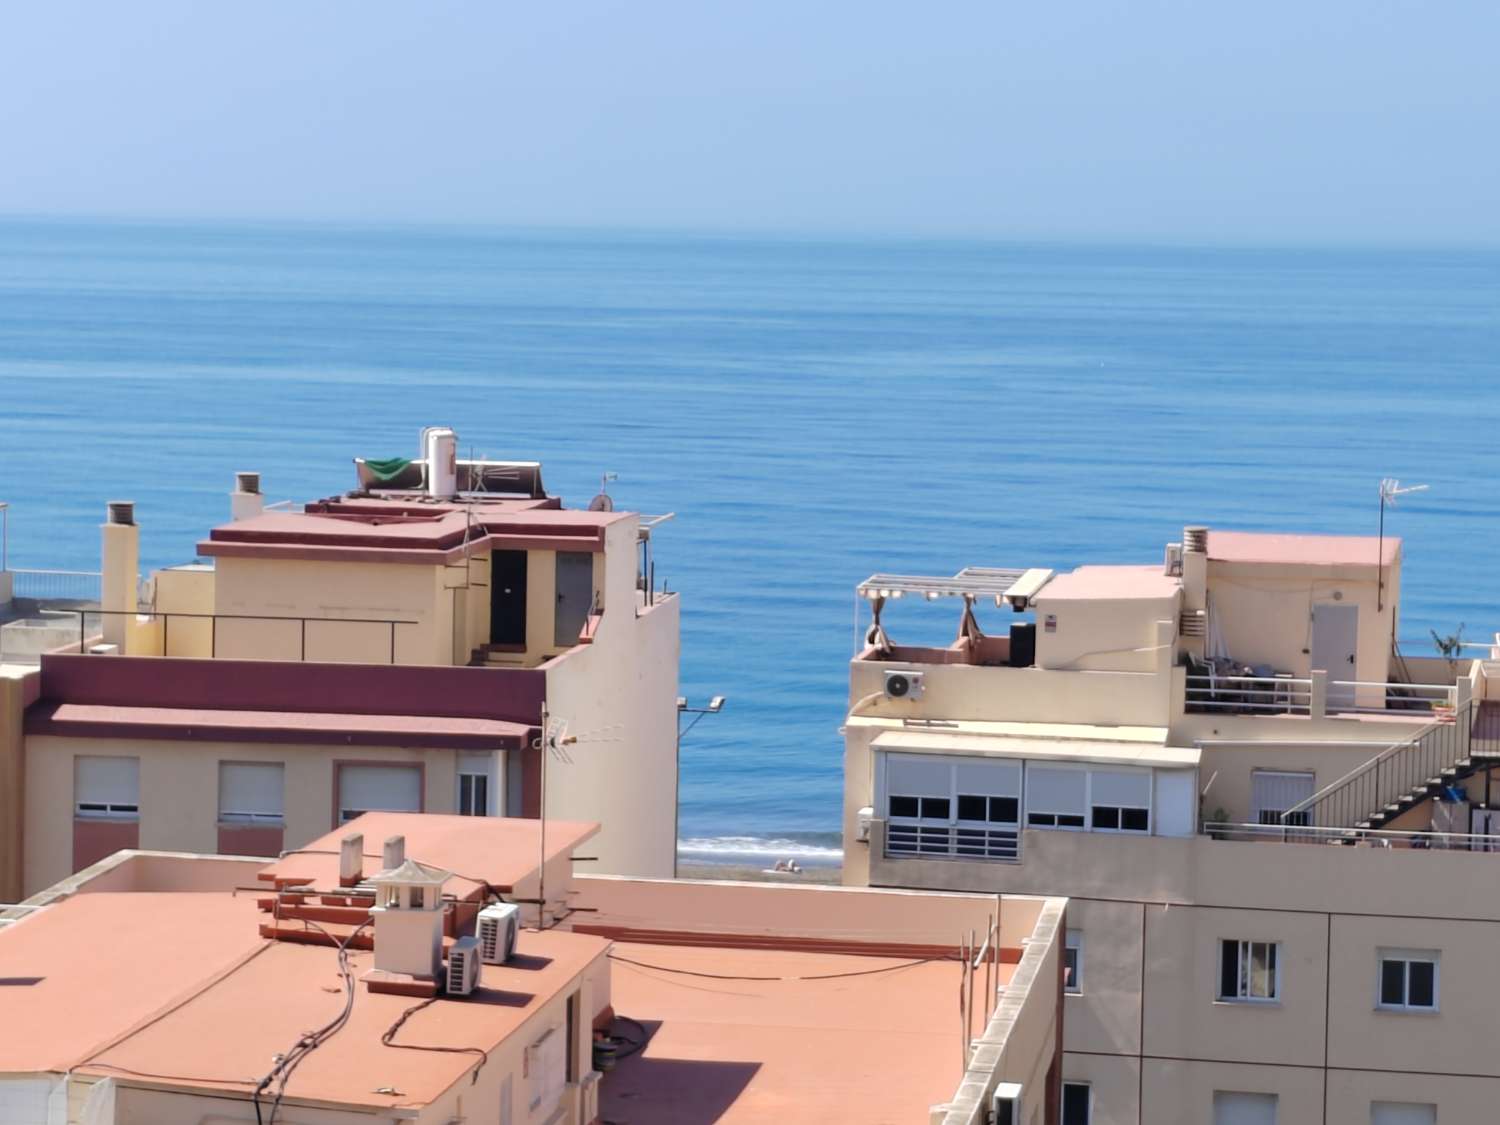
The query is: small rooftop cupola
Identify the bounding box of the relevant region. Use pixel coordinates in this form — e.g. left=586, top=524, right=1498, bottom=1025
left=368, top=858, right=451, bottom=982
left=230, top=471, right=264, bottom=522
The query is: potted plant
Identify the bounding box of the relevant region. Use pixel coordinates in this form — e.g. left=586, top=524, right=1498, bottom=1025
left=1429, top=624, right=1465, bottom=717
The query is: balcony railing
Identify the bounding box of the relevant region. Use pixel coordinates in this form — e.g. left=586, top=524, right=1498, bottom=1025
left=8, top=569, right=103, bottom=603
left=1186, top=673, right=1312, bottom=714
left=1204, top=821, right=1500, bottom=852
left=885, top=821, right=1021, bottom=862
left=1186, top=671, right=1456, bottom=719
left=55, top=607, right=418, bottom=664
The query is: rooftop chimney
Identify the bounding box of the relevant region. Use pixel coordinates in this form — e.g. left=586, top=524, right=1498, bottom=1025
left=1180, top=525, right=1209, bottom=620
left=231, top=472, right=265, bottom=522
left=339, top=832, right=364, bottom=888
left=101, top=502, right=139, bottom=651
left=383, top=834, right=406, bottom=872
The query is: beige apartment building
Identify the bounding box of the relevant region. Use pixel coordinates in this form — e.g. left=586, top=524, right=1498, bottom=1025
left=843, top=526, right=1500, bottom=1125
left=0, top=428, right=680, bottom=898
left=0, top=812, right=1066, bottom=1125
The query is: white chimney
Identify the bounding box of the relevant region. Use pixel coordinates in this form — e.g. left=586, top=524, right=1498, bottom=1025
left=369, top=860, right=450, bottom=980
left=339, top=832, right=364, bottom=887
left=101, top=501, right=138, bottom=652
left=231, top=472, right=264, bottom=522
left=425, top=427, right=458, bottom=499
left=382, top=834, right=406, bottom=871
left=1181, top=525, right=1209, bottom=612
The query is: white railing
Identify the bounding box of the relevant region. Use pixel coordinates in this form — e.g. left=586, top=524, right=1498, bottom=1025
left=1187, top=672, right=1456, bottom=719
left=885, top=821, right=1020, bottom=862
left=8, top=569, right=102, bottom=603
left=1326, top=680, right=1455, bottom=715
left=1204, top=821, right=1500, bottom=852
left=1185, top=674, right=1312, bottom=715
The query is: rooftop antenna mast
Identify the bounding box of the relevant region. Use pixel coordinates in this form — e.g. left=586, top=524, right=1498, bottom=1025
left=587, top=473, right=618, bottom=513
left=1377, top=478, right=1427, bottom=611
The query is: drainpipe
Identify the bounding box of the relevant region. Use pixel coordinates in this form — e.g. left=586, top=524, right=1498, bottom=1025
left=100, top=502, right=138, bottom=652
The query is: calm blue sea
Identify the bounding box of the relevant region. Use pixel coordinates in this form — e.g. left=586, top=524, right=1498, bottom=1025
left=2, top=220, right=1498, bottom=864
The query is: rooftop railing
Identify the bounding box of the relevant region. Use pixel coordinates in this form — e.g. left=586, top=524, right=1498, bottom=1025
left=55, top=607, right=418, bottom=664
left=1203, top=821, right=1500, bottom=852
left=8, top=569, right=102, bottom=603
left=1185, top=670, right=1455, bottom=720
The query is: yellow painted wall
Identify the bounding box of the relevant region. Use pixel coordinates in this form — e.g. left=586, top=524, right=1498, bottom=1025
left=153, top=564, right=216, bottom=658
left=1031, top=594, right=1178, bottom=673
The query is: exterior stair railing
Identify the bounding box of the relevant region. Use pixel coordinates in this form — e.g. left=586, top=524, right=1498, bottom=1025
left=1281, top=684, right=1477, bottom=832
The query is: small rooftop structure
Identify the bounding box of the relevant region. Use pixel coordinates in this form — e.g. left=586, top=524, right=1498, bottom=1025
left=1206, top=529, right=1400, bottom=568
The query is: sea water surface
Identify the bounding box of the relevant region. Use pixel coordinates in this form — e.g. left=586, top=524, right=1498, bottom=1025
left=2, top=220, right=1498, bottom=865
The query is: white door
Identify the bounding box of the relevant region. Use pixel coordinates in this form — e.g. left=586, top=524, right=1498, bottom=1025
left=1311, top=603, right=1359, bottom=710
left=1214, top=1091, right=1277, bottom=1125
left=1372, top=1103, right=1436, bottom=1125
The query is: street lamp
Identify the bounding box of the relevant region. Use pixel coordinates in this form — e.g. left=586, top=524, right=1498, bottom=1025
left=675, top=695, right=726, bottom=877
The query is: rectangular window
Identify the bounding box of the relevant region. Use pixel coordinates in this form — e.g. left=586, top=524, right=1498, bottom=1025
left=218, top=762, right=285, bottom=824
left=338, top=764, right=422, bottom=824
left=1219, top=940, right=1280, bottom=1002
left=457, top=750, right=493, bottom=816
left=1252, top=770, right=1314, bottom=827
left=1064, top=930, right=1082, bottom=994
left=1371, top=1103, right=1436, bottom=1125
left=1213, top=1091, right=1277, bottom=1125
left=75, top=756, right=140, bottom=819
left=882, top=753, right=1021, bottom=861
left=1377, top=950, right=1438, bottom=1012
left=1062, top=1082, right=1091, bottom=1125
left=1025, top=766, right=1087, bottom=829
left=1089, top=769, right=1152, bottom=834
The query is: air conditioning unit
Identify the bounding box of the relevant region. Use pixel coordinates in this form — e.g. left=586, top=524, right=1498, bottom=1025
left=855, top=806, right=874, bottom=842
left=991, top=1082, right=1023, bottom=1125
left=446, top=936, right=480, bottom=996
left=1164, top=542, right=1183, bottom=577
left=477, top=902, right=520, bottom=965
left=884, top=670, right=925, bottom=700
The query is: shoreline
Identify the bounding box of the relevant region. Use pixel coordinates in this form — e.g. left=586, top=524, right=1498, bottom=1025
left=676, top=860, right=843, bottom=885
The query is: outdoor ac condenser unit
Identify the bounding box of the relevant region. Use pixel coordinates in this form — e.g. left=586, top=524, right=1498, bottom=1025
left=991, top=1083, right=1023, bottom=1125
left=446, top=936, right=480, bottom=996
left=477, top=902, right=520, bottom=965
left=884, top=669, right=925, bottom=700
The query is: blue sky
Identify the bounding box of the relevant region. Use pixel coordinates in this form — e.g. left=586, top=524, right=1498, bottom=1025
left=2, top=1, right=1496, bottom=243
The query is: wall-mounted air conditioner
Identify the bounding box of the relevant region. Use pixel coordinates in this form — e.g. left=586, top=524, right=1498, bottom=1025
left=884, top=670, right=924, bottom=700
left=855, top=806, right=874, bottom=842
left=477, top=902, right=520, bottom=965
left=446, top=936, right=480, bottom=996
left=991, top=1082, right=1023, bottom=1125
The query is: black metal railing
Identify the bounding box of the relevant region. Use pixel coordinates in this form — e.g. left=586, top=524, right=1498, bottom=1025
left=1280, top=701, right=1477, bottom=830
left=61, top=608, right=418, bottom=664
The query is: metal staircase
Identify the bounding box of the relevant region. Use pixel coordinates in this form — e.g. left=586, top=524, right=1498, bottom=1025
left=1281, top=697, right=1500, bottom=834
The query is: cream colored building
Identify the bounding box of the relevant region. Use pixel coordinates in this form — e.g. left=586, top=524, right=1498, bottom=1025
left=843, top=526, right=1500, bottom=1125
left=0, top=430, right=681, bottom=899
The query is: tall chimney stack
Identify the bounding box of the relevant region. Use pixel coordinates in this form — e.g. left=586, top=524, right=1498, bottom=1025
left=382, top=834, right=406, bottom=872
left=339, top=832, right=364, bottom=887
left=101, top=501, right=138, bottom=651
left=231, top=472, right=264, bottom=522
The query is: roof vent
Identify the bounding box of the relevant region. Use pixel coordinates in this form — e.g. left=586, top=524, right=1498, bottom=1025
left=382, top=834, right=405, bottom=872
left=1183, top=526, right=1209, bottom=554
left=339, top=833, right=364, bottom=887
left=106, top=501, right=135, bottom=526
left=235, top=471, right=261, bottom=495
left=1180, top=609, right=1207, bottom=637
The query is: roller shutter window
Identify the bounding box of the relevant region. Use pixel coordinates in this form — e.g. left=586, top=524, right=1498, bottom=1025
left=219, top=762, right=285, bottom=824
left=1025, top=766, right=1087, bottom=829
left=75, top=757, right=139, bottom=819
left=339, top=764, right=422, bottom=824
left=1090, top=769, right=1152, bottom=833
left=1213, top=1091, right=1277, bottom=1125
left=1252, top=770, right=1314, bottom=827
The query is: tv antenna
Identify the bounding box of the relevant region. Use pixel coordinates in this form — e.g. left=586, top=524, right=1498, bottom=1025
left=587, top=472, right=618, bottom=512
left=1377, top=478, right=1427, bottom=611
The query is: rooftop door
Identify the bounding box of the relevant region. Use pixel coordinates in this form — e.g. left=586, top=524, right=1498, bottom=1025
left=1311, top=602, right=1359, bottom=711
left=489, top=550, right=528, bottom=647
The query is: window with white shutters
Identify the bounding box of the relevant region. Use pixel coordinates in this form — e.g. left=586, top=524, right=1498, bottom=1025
left=1213, top=1091, right=1277, bottom=1125
left=1371, top=1103, right=1436, bottom=1125
left=1025, top=766, right=1087, bottom=828
left=218, top=762, right=284, bottom=824
left=882, top=754, right=1020, bottom=861
left=1252, top=770, right=1314, bottom=827
left=338, top=764, right=422, bottom=824
left=75, top=757, right=139, bottom=820
left=1090, top=769, right=1152, bottom=833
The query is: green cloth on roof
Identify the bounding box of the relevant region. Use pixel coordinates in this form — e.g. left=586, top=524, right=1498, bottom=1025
left=364, top=457, right=414, bottom=482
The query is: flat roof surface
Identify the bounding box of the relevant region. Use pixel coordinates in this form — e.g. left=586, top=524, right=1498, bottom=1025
left=258, top=812, right=599, bottom=895
left=1207, top=530, right=1400, bottom=568
left=601, top=941, right=991, bottom=1124
left=873, top=728, right=1199, bottom=767
left=82, top=924, right=607, bottom=1110
left=25, top=702, right=532, bottom=750
left=1038, top=564, right=1180, bottom=600
left=0, top=892, right=265, bottom=1073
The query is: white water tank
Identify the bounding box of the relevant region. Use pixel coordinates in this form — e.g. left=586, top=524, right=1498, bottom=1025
left=425, top=427, right=458, bottom=499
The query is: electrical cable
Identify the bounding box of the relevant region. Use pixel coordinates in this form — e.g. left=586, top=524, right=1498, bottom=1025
left=379, top=996, right=490, bottom=1084
left=605, top=950, right=952, bottom=982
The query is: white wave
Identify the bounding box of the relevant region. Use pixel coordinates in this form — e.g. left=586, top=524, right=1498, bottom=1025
left=678, top=835, right=844, bottom=864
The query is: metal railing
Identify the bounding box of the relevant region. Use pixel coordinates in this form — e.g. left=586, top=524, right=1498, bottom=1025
left=1279, top=700, right=1477, bottom=830
left=1204, top=821, right=1500, bottom=852
left=1186, top=673, right=1312, bottom=715
left=1325, top=679, right=1455, bottom=715
left=8, top=569, right=103, bottom=603
left=57, top=607, right=418, bottom=664
left=885, top=821, right=1021, bottom=862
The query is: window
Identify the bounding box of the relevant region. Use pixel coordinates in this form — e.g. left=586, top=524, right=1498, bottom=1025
left=218, top=762, right=284, bottom=824
left=457, top=751, right=493, bottom=816
left=1252, top=770, right=1314, bottom=827
left=1025, top=766, right=1087, bottom=829
left=1378, top=950, right=1438, bottom=1012
left=1219, top=940, right=1280, bottom=1002
left=1090, top=770, right=1151, bottom=833
left=338, top=764, right=422, bottom=824
left=75, top=756, right=139, bottom=819
left=1371, top=1103, right=1436, bottom=1125
left=1064, top=930, right=1083, bottom=993
left=1213, top=1091, right=1277, bottom=1125
left=1062, top=1082, right=1091, bottom=1125
left=882, top=754, right=1020, bottom=861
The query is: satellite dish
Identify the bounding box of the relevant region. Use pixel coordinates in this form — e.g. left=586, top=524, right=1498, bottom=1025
left=587, top=493, right=614, bottom=512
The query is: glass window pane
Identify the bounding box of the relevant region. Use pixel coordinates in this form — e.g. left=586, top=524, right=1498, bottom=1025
left=957, top=795, right=987, bottom=821
left=1062, top=1082, right=1090, bottom=1125
left=1381, top=959, right=1406, bottom=1006
left=1408, top=961, right=1435, bottom=1008
left=1058, top=814, right=1086, bottom=828
left=1220, top=941, right=1239, bottom=999
left=920, top=797, right=950, bottom=819
left=889, top=795, right=919, bottom=818
left=990, top=796, right=1019, bottom=823
left=1250, top=943, right=1275, bottom=998
left=1122, top=807, right=1150, bottom=832
left=1092, top=806, right=1121, bottom=830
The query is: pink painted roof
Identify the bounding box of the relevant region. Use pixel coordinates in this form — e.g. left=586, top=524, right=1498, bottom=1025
left=1207, top=530, right=1400, bottom=568
left=600, top=941, right=1005, bottom=1123
left=258, top=812, right=599, bottom=895
left=1039, top=565, right=1179, bottom=600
